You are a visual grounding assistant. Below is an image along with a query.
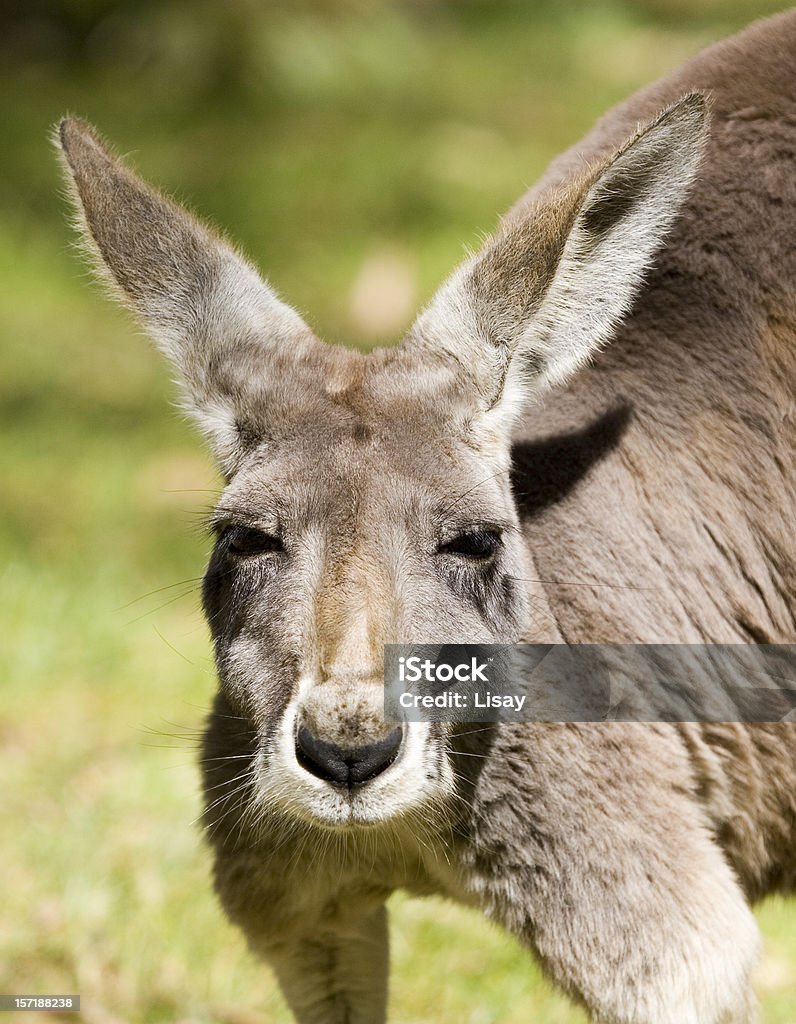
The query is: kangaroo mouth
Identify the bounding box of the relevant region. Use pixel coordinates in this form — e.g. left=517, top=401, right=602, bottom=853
left=254, top=703, right=452, bottom=831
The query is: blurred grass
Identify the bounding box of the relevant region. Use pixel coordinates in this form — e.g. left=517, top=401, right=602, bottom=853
left=1, top=2, right=794, bottom=1022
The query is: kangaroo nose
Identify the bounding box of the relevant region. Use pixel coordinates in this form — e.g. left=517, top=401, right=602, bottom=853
left=295, top=724, right=403, bottom=787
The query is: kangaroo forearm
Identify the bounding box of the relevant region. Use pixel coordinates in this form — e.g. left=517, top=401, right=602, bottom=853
left=268, top=906, right=389, bottom=1024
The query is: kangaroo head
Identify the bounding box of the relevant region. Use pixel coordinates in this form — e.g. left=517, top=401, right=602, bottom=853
left=58, top=96, right=707, bottom=831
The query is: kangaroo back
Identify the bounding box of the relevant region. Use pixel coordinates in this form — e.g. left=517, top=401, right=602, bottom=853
left=515, top=9, right=796, bottom=645
left=512, top=10, right=796, bottom=901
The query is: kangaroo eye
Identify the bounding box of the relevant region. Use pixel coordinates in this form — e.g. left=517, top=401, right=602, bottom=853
left=438, top=529, right=502, bottom=561
left=225, top=525, right=283, bottom=557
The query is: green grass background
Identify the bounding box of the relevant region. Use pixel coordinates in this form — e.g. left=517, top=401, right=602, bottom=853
left=1, top=1, right=794, bottom=1021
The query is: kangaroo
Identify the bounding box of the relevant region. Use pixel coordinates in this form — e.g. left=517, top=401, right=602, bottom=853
left=57, top=10, right=796, bottom=1024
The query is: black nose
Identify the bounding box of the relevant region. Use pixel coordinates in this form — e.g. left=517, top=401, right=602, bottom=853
left=295, top=724, right=403, bottom=787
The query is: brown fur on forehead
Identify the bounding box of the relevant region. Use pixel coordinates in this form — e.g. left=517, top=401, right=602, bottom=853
left=235, top=342, right=474, bottom=451
left=235, top=416, right=498, bottom=496
left=225, top=392, right=511, bottom=532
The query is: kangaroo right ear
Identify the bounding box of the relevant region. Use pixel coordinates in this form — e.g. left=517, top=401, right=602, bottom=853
left=57, top=117, right=321, bottom=476
left=407, top=94, right=708, bottom=442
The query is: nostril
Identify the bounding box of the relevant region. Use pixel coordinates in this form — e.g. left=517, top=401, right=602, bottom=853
left=347, top=727, right=403, bottom=785
left=295, top=724, right=403, bottom=788
left=296, top=726, right=350, bottom=786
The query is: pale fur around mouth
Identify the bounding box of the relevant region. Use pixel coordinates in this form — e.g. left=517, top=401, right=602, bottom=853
left=255, top=692, right=453, bottom=830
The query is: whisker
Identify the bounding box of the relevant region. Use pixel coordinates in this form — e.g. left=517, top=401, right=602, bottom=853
left=510, top=574, right=658, bottom=594
left=122, top=585, right=202, bottom=625
left=439, top=468, right=511, bottom=520
left=159, top=488, right=221, bottom=495
left=200, top=752, right=259, bottom=763
left=115, top=576, right=204, bottom=611
left=451, top=725, right=495, bottom=739
left=179, top=700, right=247, bottom=722
left=140, top=719, right=204, bottom=737
left=153, top=625, right=196, bottom=665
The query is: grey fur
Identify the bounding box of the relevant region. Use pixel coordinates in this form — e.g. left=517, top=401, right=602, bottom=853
left=57, top=11, right=795, bottom=1024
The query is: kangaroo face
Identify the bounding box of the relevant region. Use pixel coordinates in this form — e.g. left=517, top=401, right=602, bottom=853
left=200, top=351, right=532, bottom=826
left=57, top=97, right=707, bottom=832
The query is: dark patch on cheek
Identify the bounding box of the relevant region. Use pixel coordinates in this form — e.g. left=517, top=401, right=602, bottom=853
left=499, top=573, right=517, bottom=616
left=352, top=421, right=371, bottom=442
left=202, top=544, right=246, bottom=649
left=439, top=559, right=513, bottom=633
left=202, top=545, right=299, bottom=742
left=201, top=560, right=223, bottom=629
left=481, top=565, right=523, bottom=632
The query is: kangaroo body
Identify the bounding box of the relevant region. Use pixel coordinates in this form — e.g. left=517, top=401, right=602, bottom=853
left=59, top=12, right=795, bottom=1024
left=516, top=12, right=796, bottom=905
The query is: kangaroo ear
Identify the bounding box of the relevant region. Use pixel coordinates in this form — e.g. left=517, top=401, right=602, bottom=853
left=408, top=93, right=709, bottom=436
left=57, top=117, right=320, bottom=476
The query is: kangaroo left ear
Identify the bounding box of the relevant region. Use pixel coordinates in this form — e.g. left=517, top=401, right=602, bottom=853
left=56, top=117, right=325, bottom=477
left=407, top=93, right=709, bottom=433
